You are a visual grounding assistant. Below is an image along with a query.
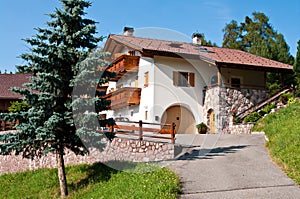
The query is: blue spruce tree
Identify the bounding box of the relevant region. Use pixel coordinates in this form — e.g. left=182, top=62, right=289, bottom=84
left=0, top=0, right=113, bottom=197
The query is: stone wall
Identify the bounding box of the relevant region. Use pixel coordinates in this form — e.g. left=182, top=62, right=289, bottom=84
left=228, top=123, right=254, bottom=134
left=204, top=86, right=268, bottom=133
left=0, top=137, right=174, bottom=174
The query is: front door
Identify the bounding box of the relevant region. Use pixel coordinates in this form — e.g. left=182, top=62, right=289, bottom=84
left=209, top=110, right=215, bottom=134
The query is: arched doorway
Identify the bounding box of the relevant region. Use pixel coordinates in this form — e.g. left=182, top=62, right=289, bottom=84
left=207, top=109, right=215, bottom=134
left=161, top=105, right=196, bottom=134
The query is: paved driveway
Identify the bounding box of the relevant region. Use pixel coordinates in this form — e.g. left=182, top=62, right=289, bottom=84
left=168, top=134, right=300, bottom=199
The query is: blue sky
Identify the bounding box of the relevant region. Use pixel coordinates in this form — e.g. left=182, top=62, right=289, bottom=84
left=0, top=0, right=299, bottom=73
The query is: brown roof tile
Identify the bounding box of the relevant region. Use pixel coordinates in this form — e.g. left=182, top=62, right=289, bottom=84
left=107, top=34, right=293, bottom=70
left=0, top=74, right=31, bottom=99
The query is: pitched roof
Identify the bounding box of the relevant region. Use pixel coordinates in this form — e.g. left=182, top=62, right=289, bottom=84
left=105, top=34, right=293, bottom=70
left=0, top=74, right=31, bottom=99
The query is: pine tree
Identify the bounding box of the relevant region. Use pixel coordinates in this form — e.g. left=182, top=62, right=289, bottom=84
left=294, top=40, right=300, bottom=96
left=0, top=0, right=112, bottom=197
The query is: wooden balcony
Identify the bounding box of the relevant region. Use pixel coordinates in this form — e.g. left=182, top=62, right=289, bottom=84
left=102, top=87, right=141, bottom=110
left=107, top=55, right=140, bottom=81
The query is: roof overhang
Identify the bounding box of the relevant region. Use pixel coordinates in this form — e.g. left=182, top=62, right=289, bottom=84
left=217, top=62, right=293, bottom=73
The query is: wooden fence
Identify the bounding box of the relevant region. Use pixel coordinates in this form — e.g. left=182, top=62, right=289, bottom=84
left=105, top=120, right=176, bottom=144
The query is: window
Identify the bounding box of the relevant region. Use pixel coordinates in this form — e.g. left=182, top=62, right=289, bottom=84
left=145, top=111, right=148, bottom=120
left=231, top=77, right=241, bottom=88
left=135, top=76, right=138, bottom=87
left=144, top=72, right=149, bottom=87
left=211, top=75, right=218, bottom=85
left=173, top=71, right=195, bottom=87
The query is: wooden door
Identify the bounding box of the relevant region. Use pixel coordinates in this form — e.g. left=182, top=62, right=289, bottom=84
left=209, top=110, right=215, bottom=134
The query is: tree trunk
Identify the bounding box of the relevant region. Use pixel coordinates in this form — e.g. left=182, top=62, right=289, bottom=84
left=56, top=146, right=68, bottom=197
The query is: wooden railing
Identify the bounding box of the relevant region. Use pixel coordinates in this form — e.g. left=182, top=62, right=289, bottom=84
left=107, top=55, right=140, bottom=81
left=236, top=87, right=291, bottom=120
left=208, top=82, right=266, bottom=90
left=102, top=120, right=176, bottom=144
left=102, top=87, right=141, bottom=110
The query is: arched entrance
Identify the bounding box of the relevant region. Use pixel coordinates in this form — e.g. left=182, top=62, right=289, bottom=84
left=207, top=109, right=215, bottom=134
left=161, top=105, right=196, bottom=134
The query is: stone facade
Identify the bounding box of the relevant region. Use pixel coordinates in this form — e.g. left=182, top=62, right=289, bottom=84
left=204, top=85, right=268, bottom=133
left=0, top=137, right=174, bottom=174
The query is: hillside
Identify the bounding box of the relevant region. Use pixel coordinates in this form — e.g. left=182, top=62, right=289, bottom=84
left=253, top=102, right=300, bottom=184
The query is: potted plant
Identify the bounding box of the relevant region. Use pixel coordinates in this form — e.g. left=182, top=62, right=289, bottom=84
left=196, top=122, right=208, bottom=134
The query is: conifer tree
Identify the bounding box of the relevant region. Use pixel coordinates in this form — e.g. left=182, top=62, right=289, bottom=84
left=0, top=0, right=112, bottom=197
left=294, top=40, right=300, bottom=96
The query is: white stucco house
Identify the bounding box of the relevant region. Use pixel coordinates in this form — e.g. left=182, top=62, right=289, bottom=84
left=100, top=28, right=293, bottom=134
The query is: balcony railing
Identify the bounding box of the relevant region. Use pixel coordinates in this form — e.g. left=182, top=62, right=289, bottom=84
left=102, top=87, right=141, bottom=110
left=107, top=55, right=140, bottom=81
left=207, top=82, right=266, bottom=90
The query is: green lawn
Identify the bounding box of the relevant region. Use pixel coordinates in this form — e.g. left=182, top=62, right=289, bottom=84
left=253, top=102, right=300, bottom=184
left=0, top=162, right=180, bottom=198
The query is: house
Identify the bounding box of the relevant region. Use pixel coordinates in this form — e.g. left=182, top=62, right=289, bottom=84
left=101, top=28, right=293, bottom=134
left=0, top=74, right=31, bottom=113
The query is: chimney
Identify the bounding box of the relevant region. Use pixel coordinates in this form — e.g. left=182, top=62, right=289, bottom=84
left=123, top=27, right=134, bottom=36
left=192, top=33, right=203, bottom=45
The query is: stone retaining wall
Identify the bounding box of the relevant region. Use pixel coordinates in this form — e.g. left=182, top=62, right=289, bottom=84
left=227, top=123, right=254, bottom=135
left=204, top=86, right=268, bottom=133
left=0, top=137, right=174, bottom=174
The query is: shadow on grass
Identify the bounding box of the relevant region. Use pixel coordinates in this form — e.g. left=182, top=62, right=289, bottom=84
left=67, top=160, right=141, bottom=192
left=176, top=145, right=248, bottom=160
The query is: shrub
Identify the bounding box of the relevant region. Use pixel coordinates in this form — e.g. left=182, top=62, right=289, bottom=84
left=280, top=93, right=293, bottom=104
left=8, top=101, right=30, bottom=113
left=268, top=83, right=281, bottom=95
left=288, top=97, right=297, bottom=104
left=262, top=103, right=276, bottom=114
left=258, top=110, right=267, bottom=116
left=244, top=112, right=261, bottom=123
left=196, top=122, right=208, bottom=134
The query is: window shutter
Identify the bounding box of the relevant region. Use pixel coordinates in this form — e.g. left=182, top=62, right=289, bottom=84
left=144, top=72, right=149, bottom=87
left=189, top=73, right=195, bottom=87
left=173, top=71, right=179, bottom=86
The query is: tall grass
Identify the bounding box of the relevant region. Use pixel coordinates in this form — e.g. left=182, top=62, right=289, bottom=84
left=253, top=102, right=300, bottom=184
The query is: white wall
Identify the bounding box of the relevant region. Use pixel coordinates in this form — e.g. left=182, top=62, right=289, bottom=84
left=137, top=57, right=155, bottom=122
left=151, top=56, right=217, bottom=127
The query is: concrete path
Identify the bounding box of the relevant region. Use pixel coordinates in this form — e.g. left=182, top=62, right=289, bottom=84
left=167, top=134, right=300, bottom=199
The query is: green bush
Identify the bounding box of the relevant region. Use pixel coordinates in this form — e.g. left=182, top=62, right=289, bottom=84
left=258, top=110, right=267, bottom=116
left=268, top=83, right=281, bottom=96
left=280, top=93, right=293, bottom=104
left=8, top=101, right=30, bottom=113
left=244, top=112, right=261, bottom=123
left=288, top=97, right=297, bottom=104
left=196, top=122, right=208, bottom=134
left=262, top=103, right=276, bottom=114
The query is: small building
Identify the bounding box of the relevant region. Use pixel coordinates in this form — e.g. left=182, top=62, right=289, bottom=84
left=0, top=74, right=31, bottom=113
left=101, top=28, right=293, bottom=134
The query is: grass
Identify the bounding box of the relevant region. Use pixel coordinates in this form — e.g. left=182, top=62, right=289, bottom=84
left=0, top=161, right=180, bottom=198
left=253, top=102, right=300, bottom=184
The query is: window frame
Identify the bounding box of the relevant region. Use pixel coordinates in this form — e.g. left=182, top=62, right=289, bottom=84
left=173, top=71, right=195, bottom=87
